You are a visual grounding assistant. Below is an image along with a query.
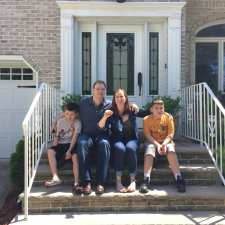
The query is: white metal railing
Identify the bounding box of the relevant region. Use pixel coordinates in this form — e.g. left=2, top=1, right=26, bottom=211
left=181, top=82, right=225, bottom=185
left=22, top=83, right=61, bottom=219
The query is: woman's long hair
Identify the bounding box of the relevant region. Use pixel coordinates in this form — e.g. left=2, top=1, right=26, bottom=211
left=112, top=88, right=130, bottom=116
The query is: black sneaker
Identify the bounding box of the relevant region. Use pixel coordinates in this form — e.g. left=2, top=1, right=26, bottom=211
left=176, top=175, right=186, bottom=193
left=139, top=178, right=150, bottom=194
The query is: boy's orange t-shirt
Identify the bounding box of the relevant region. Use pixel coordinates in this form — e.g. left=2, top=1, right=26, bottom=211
left=143, top=112, right=174, bottom=144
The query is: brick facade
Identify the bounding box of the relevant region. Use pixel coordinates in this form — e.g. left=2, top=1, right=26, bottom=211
left=183, top=0, right=225, bottom=87
left=0, top=0, right=60, bottom=86
left=1, top=0, right=225, bottom=91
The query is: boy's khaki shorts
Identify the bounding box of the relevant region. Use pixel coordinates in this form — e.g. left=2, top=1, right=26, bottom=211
left=145, top=143, right=175, bottom=158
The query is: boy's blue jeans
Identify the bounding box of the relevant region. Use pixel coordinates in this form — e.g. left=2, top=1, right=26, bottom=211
left=77, top=134, right=111, bottom=185
left=113, top=140, right=138, bottom=177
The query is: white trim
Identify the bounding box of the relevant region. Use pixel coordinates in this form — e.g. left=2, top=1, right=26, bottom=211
left=57, top=1, right=185, bottom=18
left=167, top=16, right=182, bottom=97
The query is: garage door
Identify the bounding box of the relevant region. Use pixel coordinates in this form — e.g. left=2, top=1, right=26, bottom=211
left=0, top=68, right=36, bottom=158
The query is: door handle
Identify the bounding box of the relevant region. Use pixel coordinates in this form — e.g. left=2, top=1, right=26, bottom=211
left=17, top=85, right=36, bottom=88
left=138, top=72, right=142, bottom=96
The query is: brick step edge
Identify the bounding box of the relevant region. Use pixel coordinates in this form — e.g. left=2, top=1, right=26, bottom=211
left=33, top=178, right=221, bottom=187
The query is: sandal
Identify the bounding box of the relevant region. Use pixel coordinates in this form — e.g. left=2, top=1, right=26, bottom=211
left=127, top=180, right=136, bottom=193
left=83, top=183, right=92, bottom=195
left=72, top=184, right=83, bottom=195
left=95, top=185, right=105, bottom=195
left=44, top=178, right=62, bottom=187
left=116, top=182, right=127, bottom=193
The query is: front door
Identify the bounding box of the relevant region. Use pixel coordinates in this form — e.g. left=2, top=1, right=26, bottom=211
left=98, top=25, right=144, bottom=106
left=78, top=21, right=164, bottom=108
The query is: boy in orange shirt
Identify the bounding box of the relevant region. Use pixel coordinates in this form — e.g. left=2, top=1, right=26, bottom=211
left=139, top=99, right=185, bottom=193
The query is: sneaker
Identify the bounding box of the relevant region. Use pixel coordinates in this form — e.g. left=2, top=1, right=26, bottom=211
left=176, top=175, right=186, bottom=193
left=139, top=178, right=150, bottom=194
left=44, top=178, right=62, bottom=187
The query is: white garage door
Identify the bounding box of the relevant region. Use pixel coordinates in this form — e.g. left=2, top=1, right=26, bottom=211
left=0, top=68, right=36, bottom=158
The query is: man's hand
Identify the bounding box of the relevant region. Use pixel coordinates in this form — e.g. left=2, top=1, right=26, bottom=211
left=130, top=103, right=139, bottom=114
left=65, top=150, right=72, bottom=160
left=104, top=110, right=113, bottom=118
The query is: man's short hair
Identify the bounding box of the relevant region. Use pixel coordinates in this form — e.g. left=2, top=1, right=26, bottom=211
left=63, top=103, right=79, bottom=113
left=92, top=80, right=107, bottom=89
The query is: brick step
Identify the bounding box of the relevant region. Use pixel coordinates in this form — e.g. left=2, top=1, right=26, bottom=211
left=34, top=163, right=220, bottom=186
left=24, top=184, right=225, bottom=213
left=40, top=154, right=212, bottom=165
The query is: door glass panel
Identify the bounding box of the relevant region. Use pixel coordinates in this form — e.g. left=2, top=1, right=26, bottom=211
left=149, top=32, right=159, bottom=95
left=196, top=43, right=218, bottom=92
left=107, top=33, right=134, bottom=95
left=82, top=32, right=91, bottom=95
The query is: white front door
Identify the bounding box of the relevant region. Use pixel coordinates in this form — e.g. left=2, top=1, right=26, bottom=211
left=98, top=25, right=144, bottom=106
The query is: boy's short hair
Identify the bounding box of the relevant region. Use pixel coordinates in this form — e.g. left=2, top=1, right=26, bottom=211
left=63, top=103, right=79, bottom=113
left=151, top=99, right=164, bottom=107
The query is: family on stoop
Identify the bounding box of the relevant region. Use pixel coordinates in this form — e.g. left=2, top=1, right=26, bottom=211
left=44, top=80, right=186, bottom=195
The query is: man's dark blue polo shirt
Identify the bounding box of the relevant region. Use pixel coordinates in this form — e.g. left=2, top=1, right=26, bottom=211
left=79, top=97, right=111, bottom=137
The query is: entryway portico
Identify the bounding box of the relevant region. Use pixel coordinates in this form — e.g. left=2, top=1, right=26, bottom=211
left=57, top=1, right=185, bottom=105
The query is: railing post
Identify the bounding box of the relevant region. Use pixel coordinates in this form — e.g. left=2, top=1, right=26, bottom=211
left=23, top=123, right=29, bottom=220
left=199, top=84, right=203, bottom=147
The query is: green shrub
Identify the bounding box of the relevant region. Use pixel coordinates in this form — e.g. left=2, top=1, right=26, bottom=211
left=143, top=96, right=181, bottom=116
left=61, top=94, right=81, bottom=110
left=9, top=140, right=24, bottom=192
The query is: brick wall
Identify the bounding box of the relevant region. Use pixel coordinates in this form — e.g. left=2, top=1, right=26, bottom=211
left=182, top=0, right=225, bottom=87
left=0, top=0, right=60, bottom=86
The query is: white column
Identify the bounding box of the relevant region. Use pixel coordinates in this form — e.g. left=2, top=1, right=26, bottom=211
left=60, top=13, right=74, bottom=94
left=167, top=16, right=182, bottom=97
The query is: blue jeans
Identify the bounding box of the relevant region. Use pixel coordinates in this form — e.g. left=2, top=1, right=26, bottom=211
left=77, top=134, right=111, bottom=185
left=113, top=140, right=138, bottom=177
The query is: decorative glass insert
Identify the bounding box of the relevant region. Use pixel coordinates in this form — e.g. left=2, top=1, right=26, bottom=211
left=0, top=68, right=10, bottom=80
left=23, top=68, right=33, bottom=80
left=82, top=32, right=91, bottom=95
left=107, top=33, right=134, bottom=95
left=149, top=32, right=159, bottom=95
left=197, top=24, right=225, bottom=37
left=12, top=68, right=22, bottom=80
left=196, top=43, right=218, bottom=92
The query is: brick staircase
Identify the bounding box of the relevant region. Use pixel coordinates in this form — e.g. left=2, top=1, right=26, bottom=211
left=23, top=138, right=225, bottom=213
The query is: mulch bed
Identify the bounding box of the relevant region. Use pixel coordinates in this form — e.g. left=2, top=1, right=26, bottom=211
left=0, top=187, right=21, bottom=225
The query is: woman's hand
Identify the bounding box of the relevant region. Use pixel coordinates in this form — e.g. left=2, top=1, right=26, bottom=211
left=104, top=110, right=113, bottom=118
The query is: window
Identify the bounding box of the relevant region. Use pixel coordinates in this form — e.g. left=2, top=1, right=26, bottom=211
left=149, top=32, right=159, bottom=95
left=82, top=32, right=92, bottom=95
left=0, top=68, right=10, bottom=80
left=0, top=67, right=33, bottom=80
left=195, top=23, right=225, bottom=92
left=107, top=33, right=134, bottom=95
left=197, top=24, right=225, bottom=37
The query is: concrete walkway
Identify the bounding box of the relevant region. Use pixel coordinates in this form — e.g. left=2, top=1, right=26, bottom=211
left=0, top=159, right=10, bottom=208
left=11, top=212, right=225, bottom=225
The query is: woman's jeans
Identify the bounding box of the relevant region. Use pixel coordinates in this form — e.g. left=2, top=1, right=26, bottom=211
left=113, top=140, right=138, bottom=177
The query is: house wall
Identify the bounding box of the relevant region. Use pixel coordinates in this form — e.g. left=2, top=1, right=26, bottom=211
left=183, top=0, right=225, bottom=87
left=0, top=0, right=61, bottom=86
